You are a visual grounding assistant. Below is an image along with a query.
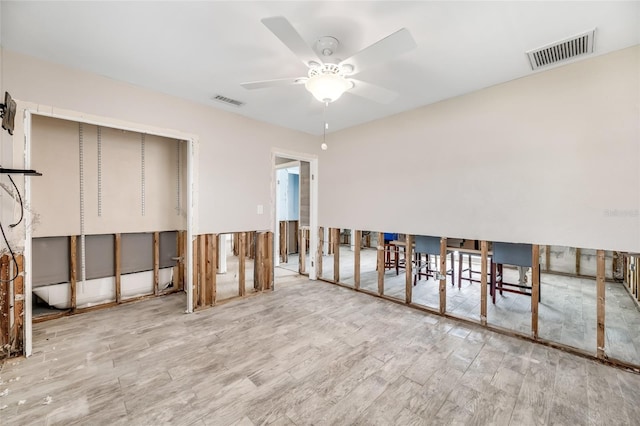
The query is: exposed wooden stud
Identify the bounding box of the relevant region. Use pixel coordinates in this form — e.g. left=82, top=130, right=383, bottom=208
left=531, top=245, right=540, bottom=339
left=327, top=228, right=333, bottom=255
left=637, top=257, right=640, bottom=302
left=596, top=249, right=606, bottom=359
left=354, top=230, right=362, bottom=290
left=199, top=235, right=207, bottom=308
left=333, top=228, right=340, bottom=283
left=12, top=254, right=24, bottom=352
left=279, top=221, right=287, bottom=263
left=239, top=232, right=246, bottom=297
left=480, top=240, right=488, bottom=326
left=317, top=226, right=324, bottom=277
left=0, top=255, right=9, bottom=348
left=299, top=228, right=307, bottom=274
left=183, top=231, right=188, bottom=289
left=70, top=235, right=77, bottom=313
left=545, top=245, right=551, bottom=272
left=255, top=233, right=264, bottom=291
left=576, top=247, right=581, bottom=275
left=405, top=234, right=413, bottom=304
left=439, top=237, right=447, bottom=314
left=153, top=232, right=160, bottom=296
left=267, top=232, right=274, bottom=290
left=211, top=234, right=217, bottom=304
left=377, top=232, right=384, bottom=296
left=175, top=231, right=183, bottom=291
left=192, top=237, right=198, bottom=310
left=248, top=231, right=255, bottom=259
left=205, top=234, right=215, bottom=304
left=114, top=233, right=121, bottom=303
left=262, top=232, right=270, bottom=290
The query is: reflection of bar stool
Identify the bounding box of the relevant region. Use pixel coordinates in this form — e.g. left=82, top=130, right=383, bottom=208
left=414, top=236, right=454, bottom=285
left=491, top=242, right=541, bottom=304
left=458, top=252, right=492, bottom=290
left=383, top=233, right=405, bottom=275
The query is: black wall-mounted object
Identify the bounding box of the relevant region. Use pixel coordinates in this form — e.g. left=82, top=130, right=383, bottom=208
left=0, top=167, right=42, bottom=176
left=1, top=91, right=16, bottom=135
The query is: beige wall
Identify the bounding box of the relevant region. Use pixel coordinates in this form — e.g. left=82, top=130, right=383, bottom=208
left=319, top=46, right=640, bottom=252
left=31, top=116, right=186, bottom=237
left=1, top=48, right=319, bottom=239
left=2, top=46, right=638, bottom=252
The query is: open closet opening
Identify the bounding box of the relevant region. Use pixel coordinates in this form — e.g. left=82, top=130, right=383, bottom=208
left=25, top=113, right=191, bottom=354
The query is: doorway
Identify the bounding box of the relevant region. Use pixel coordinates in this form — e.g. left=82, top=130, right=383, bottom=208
left=273, top=151, right=317, bottom=280
left=23, top=110, right=195, bottom=357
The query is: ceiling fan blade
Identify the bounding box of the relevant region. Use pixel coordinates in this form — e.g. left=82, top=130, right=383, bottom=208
left=340, top=28, right=416, bottom=75
left=348, top=79, right=398, bottom=104
left=261, top=16, right=322, bottom=67
left=241, top=77, right=307, bottom=90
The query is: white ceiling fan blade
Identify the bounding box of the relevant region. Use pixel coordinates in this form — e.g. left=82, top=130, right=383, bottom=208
left=261, top=16, right=322, bottom=67
left=241, top=77, right=307, bottom=90
left=348, top=79, right=398, bottom=104
left=340, top=28, right=416, bottom=75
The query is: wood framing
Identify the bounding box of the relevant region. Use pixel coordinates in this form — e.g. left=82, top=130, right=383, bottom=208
left=354, top=230, right=361, bottom=290
left=279, top=221, right=288, bottom=263
left=328, top=228, right=334, bottom=255
left=153, top=232, right=160, bottom=295
left=192, top=237, right=198, bottom=310
left=405, top=234, right=413, bottom=304
left=0, top=255, right=9, bottom=348
left=114, top=233, right=121, bottom=303
left=267, top=232, right=274, bottom=290
left=239, top=232, right=246, bottom=297
left=531, top=245, right=540, bottom=339
left=545, top=245, right=551, bottom=272
left=439, top=237, right=447, bottom=314
left=299, top=228, right=307, bottom=274
left=377, top=232, right=384, bottom=295
left=480, top=240, right=488, bottom=325
left=176, top=231, right=184, bottom=291
left=317, top=226, right=323, bottom=277
left=12, top=254, right=24, bottom=353
left=206, top=234, right=216, bottom=304
left=333, top=228, right=340, bottom=283
left=198, top=235, right=206, bottom=308
left=596, top=249, right=605, bottom=359
left=70, top=235, right=77, bottom=312
left=576, top=247, right=581, bottom=275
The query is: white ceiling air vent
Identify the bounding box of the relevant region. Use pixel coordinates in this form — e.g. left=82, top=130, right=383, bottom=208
left=526, top=29, right=596, bottom=71
left=211, top=94, right=245, bottom=107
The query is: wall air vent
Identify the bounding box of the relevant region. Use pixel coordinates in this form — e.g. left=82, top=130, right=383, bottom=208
left=526, top=29, right=596, bottom=71
left=211, top=94, right=245, bottom=107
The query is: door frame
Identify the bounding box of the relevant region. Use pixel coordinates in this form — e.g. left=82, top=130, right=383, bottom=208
left=22, top=107, right=196, bottom=356
left=272, top=149, right=318, bottom=280
left=274, top=160, right=300, bottom=267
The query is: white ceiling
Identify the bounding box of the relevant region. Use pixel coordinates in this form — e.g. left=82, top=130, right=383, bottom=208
left=1, top=1, right=638, bottom=135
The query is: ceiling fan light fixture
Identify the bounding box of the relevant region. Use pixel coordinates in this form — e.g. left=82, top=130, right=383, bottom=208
left=305, top=73, right=351, bottom=103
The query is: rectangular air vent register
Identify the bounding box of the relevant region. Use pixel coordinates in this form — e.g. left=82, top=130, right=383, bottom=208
left=526, top=29, right=596, bottom=70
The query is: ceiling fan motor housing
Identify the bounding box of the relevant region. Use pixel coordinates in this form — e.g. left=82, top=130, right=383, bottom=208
left=316, top=36, right=339, bottom=57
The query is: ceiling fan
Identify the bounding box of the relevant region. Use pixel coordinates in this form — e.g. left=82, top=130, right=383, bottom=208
left=241, top=16, right=417, bottom=104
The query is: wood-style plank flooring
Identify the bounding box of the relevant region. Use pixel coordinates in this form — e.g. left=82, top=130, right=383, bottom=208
left=282, top=245, right=640, bottom=366
left=2, top=269, right=639, bottom=425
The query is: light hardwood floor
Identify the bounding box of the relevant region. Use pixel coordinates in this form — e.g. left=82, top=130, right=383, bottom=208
left=300, top=245, right=640, bottom=367
left=2, top=269, right=639, bottom=425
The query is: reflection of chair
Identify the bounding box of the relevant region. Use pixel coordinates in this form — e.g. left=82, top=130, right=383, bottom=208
left=456, top=240, right=491, bottom=290
left=491, top=242, right=540, bottom=304
left=383, top=233, right=405, bottom=275
left=414, top=236, right=454, bottom=285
